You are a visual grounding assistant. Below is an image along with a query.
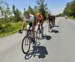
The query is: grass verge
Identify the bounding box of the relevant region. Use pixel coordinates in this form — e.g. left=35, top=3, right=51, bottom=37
left=0, top=21, right=22, bottom=38
left=69, top=16, right=75, bottom=20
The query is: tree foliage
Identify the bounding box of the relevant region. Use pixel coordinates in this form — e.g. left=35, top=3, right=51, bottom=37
left=12, top=5, right=22, bottom=22
left=36, top=0, right=47, bottom=20
left=63, top=0, right=75, bottom=17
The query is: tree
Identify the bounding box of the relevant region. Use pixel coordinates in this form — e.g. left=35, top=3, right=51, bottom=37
left=0, top=6, right=3, bottom=16
left=70, top=1, right=75, bottom=17
left=27, top=6, right=34, bottom=15
left=34, top=6, right=39, bottom=14
left=0, top=0, right=8, bottom=16
left=64, top=3, right=71, bottom=16
left=36, top=0, right=48, bottom=20
left=3, top=3, right=12, bottom=22
left=12, top=5, right=16, bottom=15
left=23, top=8, right=26, bottom=16
left=12, top=5, right=22, bottom=21
left=0, top=2, right=11, bottom=22
left=63, top=0, right=75, bottom=17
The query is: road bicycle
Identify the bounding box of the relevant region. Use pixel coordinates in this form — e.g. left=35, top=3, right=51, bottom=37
left=21, top=28, right=39, bottom=54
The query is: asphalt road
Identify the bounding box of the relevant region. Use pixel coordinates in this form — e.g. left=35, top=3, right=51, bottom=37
left=0, top=17, right=75, bottom=62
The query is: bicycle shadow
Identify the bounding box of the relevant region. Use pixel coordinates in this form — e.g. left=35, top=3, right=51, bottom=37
left=43, top=35, right=52, bottom=40
left=37, top=34, right=52, bottom=40
left=25, top=46, right=48, bottom=60
left=51, top=29, right=59, bottom=33
left=54, top=25, right=59, bottom=27
left=50, top=26, right=59, bottom=33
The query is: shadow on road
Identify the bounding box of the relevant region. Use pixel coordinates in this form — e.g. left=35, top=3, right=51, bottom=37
left=43, top=35, right=52, bottom=40
left=36, top=34, right=52, bottom=40
left=54, top=25, right=59, bottom=27
left=25, top=46, right=48, bottom=60
left=51, top=29, right=59, bottom=33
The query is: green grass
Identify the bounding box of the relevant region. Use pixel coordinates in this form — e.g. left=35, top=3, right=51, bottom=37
left=0, top=21, right=22, bottom=38
left=69, top=16, right=75, bottom=20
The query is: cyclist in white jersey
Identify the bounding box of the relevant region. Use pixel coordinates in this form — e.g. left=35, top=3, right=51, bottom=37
left=20, top=12, right=35, bottom=43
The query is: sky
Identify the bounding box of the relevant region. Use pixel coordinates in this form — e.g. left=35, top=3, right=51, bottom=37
left=5, top=0, right=72, bottom=15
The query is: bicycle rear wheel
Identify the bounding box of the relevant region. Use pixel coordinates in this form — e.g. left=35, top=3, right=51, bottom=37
left=22, top=36, right=31, bottom=54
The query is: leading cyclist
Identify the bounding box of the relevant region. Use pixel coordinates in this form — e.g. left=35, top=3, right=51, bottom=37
left=20, top=12, right=36, bottom=43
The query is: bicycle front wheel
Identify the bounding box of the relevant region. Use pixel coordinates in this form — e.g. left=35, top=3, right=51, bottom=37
left=22, top=36, right=31, bottom=54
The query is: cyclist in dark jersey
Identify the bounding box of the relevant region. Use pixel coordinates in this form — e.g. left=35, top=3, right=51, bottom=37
left=48, top=14, right=55, bottom=28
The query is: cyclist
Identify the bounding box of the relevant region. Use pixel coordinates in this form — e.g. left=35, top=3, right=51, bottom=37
left=36, top=12, right=44, bottom=37
left=48, top=13, right=55, bottom=30
left=48, top=13, right=52, bottom=32
left=65, top=15, right=68, bottom=19
left=20, top=12, right=36, bottom=43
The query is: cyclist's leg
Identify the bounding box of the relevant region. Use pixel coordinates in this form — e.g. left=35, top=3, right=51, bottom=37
left=48, top=19, right=51, bottom=28
left=29, top=22, right=32, bottom=30
left=32, top=21, right=36, bottom=44
left=53, top=17, right=55, bottom=27
left=50, top=19, right=53, bottom=28
left=39, top=20, right=42, bottom=33
left=41, top=20, right=44, bottom=37
left=49, top=19, right=52, bottom=29
left=27, top=22, right=31, bottom=35
left=19, top=21, right=26, bottom=33
left=22, top=22, right=25, bottom=30
left=37, top=21, right=40, bottom=33
left=48, top=19, right=52, bottom=32
left=52, top=16, right=55, bottom=27
left=53, top=19, right=55, bottom=27
left=52, top=19, right=54, bottom=28
left=40, top=20, right=43, bottom=31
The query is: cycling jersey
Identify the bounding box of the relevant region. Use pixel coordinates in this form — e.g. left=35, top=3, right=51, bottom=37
left=23, top=14, right=34, bottom=22
left=29, top=14, right=34, bottom=22
left=36, top=13, right=43, bottom=22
